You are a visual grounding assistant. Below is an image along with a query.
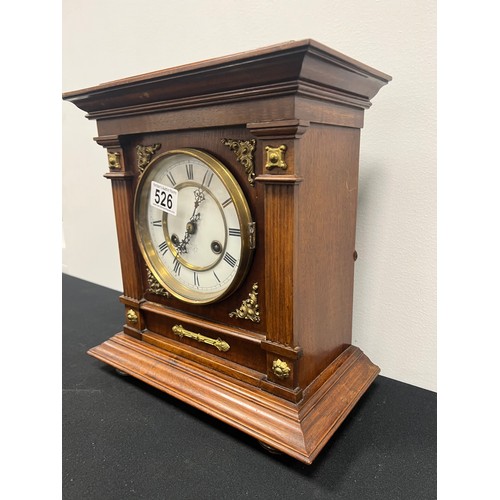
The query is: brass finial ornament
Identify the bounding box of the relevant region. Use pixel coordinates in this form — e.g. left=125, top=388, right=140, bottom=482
left=272, top=359, right=291, bottom=379
left=265, top=145, right=287, bottom=171
left=229, top=283, right=261, bottom=323
left=221, top=138, right=257, bottom=186
left=137, top=143, right=161, bottom=173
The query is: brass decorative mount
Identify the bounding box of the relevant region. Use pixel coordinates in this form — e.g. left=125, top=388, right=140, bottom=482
left=107, top=151, right=121, bottom=170
left=145, top=269, right=170, bottom=298
left=126, top=309, right=138, bottom=324
left=137, top=143, right=161, bottom=174
left=229, top=283, right=261, bottom=323
left=172, top=324, right=230, bottom=352
left=265, top=145, right=287, bottom=170
left=272, top=359, right=291, bottom=379
left=221, top=138, right=257, bottom=186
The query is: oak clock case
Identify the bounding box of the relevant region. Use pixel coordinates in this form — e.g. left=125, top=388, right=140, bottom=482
left=62, top=40, right=391, bottom=464
left=134, top=148, right=255, bottom=305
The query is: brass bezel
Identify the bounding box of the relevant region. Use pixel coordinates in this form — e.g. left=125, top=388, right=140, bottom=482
left=134, top=148, right=254, bottom=305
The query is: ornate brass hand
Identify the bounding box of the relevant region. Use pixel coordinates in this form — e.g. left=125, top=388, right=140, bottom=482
left=175, top=188, right=205, bottom=254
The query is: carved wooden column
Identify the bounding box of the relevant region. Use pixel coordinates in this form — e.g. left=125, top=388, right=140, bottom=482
left=249, top=120, right=309, bottom=399
left=95, top=135, right=149, bottom=339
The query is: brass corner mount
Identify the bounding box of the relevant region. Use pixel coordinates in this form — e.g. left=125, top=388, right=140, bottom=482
left=229, top=283, right=261, bottom=323
left=137, top=143, right=161, bottom=174
left=222, top=138, right=257, bottom=186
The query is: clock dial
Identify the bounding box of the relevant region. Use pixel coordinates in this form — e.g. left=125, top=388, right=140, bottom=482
left=134, top=148, right=254, bottom=304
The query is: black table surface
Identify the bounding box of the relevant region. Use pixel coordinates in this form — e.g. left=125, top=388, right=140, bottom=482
left=62, top=274, right=436, bottom=500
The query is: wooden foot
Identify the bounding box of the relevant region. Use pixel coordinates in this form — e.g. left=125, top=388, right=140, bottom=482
left=259, top=441, right=283, bottom=455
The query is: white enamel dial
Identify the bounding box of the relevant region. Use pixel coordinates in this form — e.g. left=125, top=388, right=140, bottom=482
left=134, top=148, right=254, bottom=304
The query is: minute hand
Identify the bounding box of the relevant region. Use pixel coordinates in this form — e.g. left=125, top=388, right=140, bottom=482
left=175, top=188, right=205, bottom=254
left=190, top=188, right=205, bottom=220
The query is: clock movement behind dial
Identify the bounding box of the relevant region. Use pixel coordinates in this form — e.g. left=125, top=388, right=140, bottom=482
left=63, top=39, right=391, bottom=464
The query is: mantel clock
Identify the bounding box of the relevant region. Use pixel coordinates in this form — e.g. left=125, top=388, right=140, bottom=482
left=63, top=40, right=391, bottom=464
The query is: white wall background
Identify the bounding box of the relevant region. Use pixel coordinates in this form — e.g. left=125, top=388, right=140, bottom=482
left=62, top=0, right=436, bottom=391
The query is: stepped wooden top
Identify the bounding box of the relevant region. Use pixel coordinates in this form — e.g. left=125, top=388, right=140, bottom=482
left=63, top=39, right=391, bottom=117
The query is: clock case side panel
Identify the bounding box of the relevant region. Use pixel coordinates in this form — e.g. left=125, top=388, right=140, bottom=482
left=294, top=123, right=367, bottom=389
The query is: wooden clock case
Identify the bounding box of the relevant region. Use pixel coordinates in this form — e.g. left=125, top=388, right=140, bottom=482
left=63, top=39, right=391, bottom=464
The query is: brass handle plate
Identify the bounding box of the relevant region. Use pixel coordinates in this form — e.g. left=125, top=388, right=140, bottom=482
left=172, top=324, right=230, bottom=352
